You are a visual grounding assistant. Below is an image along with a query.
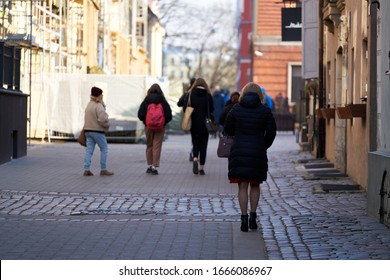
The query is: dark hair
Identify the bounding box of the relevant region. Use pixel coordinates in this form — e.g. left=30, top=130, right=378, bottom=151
left=146, top=83, right=165, bottom=100
left=230, top=91, right=240, bottom=104
left=189, top=78, right=211, bottom=94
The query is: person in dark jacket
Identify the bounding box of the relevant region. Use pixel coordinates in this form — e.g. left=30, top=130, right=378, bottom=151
left=212, top=86, right=226, bottom=126
left=224, top=82, right=277, bottom=232
left=177, top=77, right=196, bottom=110
left=219, top=91, right=240, bottom=127
left=138, top=83, right=172, bottom=175
left=178, top=77, right=196, bottom=161
left=182, top=78, right=214, bottom=175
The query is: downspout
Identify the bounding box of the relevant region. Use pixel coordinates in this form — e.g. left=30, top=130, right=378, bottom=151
left=28, top=0, right=32, bottom=145
left=250, top=0, right=255, bottom=83
left=317, top=0, right=325, bottom=158
left=250, top=39, right=254, bottom=83
left=368, top=0, right=379, bottom=152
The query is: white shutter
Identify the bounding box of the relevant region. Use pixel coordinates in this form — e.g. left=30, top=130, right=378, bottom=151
left=302, top=0, right=319, bottom=79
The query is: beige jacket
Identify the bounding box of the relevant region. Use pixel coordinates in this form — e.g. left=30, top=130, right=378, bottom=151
left=83, top=97, right=110, bottom=133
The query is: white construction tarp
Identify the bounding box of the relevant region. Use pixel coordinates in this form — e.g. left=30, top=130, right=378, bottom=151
left=31, top=73, right=169, bottom=140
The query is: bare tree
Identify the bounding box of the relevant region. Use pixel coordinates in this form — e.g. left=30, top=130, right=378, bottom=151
left=156, top=0, right=237, bottom=90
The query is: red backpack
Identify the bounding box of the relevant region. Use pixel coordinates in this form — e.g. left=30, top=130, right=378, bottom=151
left=146, top=103, right=165, bottom=130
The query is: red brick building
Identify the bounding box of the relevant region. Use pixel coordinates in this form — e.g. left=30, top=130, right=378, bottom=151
left=238, top=0, right=302, bottom=112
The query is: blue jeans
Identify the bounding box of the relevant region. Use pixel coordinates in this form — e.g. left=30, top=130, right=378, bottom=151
left=84, top=132, right=108, bottom=171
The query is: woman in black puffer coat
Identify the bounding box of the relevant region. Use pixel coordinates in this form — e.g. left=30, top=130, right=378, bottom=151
left=224, top=82, right=276, bottom=232
left=182, top=78, right=214, bottom=175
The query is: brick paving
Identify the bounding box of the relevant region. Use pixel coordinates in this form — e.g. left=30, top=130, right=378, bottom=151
left=0, top=133, right=389, bottom=260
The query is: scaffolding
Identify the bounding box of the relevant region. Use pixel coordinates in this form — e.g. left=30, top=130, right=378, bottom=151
left=1, top=0, right=159, bottom=141
left=0, top=0, right=90, bottom=140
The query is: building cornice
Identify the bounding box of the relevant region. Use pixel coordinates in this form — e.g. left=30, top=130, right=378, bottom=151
left=322, top=1, right=342, bottom=33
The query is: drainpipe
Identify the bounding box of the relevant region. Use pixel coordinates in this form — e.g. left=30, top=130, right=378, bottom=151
left=368, top=0, right=379, bottom=152
left=317, top=0, right=325, bottom=158
left=379, top=171, right=387, bottom=224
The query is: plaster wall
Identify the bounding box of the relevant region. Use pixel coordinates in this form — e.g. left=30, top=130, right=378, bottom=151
left=323, top=0, right=369, bottom=188
left=367, top=0, right=390, bottom=226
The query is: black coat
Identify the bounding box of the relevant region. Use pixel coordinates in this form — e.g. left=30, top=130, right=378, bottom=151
left=177, top=92, right=188, bottom=112
left=137, top=93, right=172, bottom=126
left=219, top=101, right=234, bottom=126
left=224, top=92, right=277, bottom=182
left=182, top=87, right=214, bottom=133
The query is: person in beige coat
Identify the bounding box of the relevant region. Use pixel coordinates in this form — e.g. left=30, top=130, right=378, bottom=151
left=83, top=87, right=113, bottom=176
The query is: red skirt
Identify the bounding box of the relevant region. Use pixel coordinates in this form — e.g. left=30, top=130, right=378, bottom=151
left=230, top=178, right=262, bottom=185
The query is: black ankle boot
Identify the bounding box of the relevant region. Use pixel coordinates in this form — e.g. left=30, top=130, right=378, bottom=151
left=241, top=214, right=248, bottom=232
left=249, top=212, right=258, bottom=230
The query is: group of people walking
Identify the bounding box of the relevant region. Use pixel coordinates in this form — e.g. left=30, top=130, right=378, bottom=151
left=81, top=79, right=277, bottom=232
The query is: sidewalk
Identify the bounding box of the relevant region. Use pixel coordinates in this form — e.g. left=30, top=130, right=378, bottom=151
left=0, top=134, right=265, bottom=260
left=1, top=133, right=390, bottom=260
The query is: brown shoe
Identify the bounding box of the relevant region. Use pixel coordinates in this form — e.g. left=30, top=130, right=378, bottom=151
left=100, top=170, right=114, bottom=176
left=83, top=170, right=94, bottom=176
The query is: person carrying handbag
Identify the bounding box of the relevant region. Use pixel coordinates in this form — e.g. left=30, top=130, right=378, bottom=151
left=183, top=78, right=214, bottom=175
left=178, top=77, right=196, bottom=161
left=224, top=82, right=276, bottom=232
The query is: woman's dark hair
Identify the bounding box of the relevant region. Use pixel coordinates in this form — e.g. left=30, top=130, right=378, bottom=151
left=146, top=83, right=166, bottom=100
left=188, top=78, right=211, bottom=94
left=231, top=91, right=240, bottom=104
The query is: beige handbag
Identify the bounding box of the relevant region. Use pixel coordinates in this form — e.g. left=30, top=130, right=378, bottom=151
left=181, top=93, right=193, bottom=132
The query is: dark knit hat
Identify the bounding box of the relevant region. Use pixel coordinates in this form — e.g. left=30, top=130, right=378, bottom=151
left=91, top=86, right=103, bottom=97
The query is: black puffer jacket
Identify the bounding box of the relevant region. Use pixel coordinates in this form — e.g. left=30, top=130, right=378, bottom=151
left=224, top=92, right=276, bottom=182
left=183, top=87, right=214, bottom=133
left=137, top=93, right=172, bottom=126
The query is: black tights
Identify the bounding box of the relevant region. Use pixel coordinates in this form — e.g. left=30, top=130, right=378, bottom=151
left=191, top=131, right=209, bottom=165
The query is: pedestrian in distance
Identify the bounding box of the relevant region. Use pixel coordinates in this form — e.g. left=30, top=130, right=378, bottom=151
left=219, top=91, right=240, bottom=127
left=224, top=82, right=277, bottom=231
left=211, top=85, right=226, bottom=136
left=138, top=83, right=172, bottom=175
left=83, top=86, right=114, bottom=176
left=261, top=87, right=275, bottom=112
left=182, top=77, right=214, bottom=175
left=275, top=92, right=289, bottom=112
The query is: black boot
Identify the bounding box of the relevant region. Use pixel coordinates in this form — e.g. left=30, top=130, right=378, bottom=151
left=249, top=212, right=258, bottom=230
left=240, top=214, right=248, bottom=232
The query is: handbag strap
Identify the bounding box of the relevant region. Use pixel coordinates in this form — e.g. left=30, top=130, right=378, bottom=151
left=186, top=92, right=191, bottom=107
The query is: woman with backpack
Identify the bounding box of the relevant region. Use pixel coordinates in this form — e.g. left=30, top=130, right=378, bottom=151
left=138, top=84, right=172, bottom=175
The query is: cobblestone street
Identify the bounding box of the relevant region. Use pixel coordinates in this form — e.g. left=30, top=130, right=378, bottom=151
left=0, top=133, right=389, bottom=260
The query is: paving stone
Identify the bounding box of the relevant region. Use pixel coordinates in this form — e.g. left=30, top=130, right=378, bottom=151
left=1, top=134, right=390, bottom=260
